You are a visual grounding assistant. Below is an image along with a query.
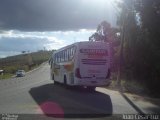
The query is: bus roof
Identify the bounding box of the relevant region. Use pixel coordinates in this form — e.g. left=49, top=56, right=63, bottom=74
left=54, top=41, right=109, bottom=54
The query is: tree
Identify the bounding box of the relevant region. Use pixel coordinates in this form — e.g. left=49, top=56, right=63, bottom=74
left=116, top=0, right=140, bottom=86
left=135, top=0, right=160, bottom=94
left=117, top=0, right=160, bottom=96
left=89, top=32, right=103, bottom=42
left=89, top=21, right=120, bottom=43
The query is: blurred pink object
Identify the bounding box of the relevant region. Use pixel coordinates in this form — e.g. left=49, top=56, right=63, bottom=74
left=40, top=101, right=64, bottom=117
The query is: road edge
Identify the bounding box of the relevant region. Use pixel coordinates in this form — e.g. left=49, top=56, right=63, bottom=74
left=9, top=61, right=48, bottom=78
left=26, top=62, right=48, bottom=75
left=119, top=91, right=145, bottom=114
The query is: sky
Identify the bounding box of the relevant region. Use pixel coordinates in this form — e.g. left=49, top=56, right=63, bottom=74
left=0, top=0, right=118, bottom=58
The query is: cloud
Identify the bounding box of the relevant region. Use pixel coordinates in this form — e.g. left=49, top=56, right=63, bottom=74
left=0, top=51, right=21, bottom=58
left=0, top=30, right=65, bottom=53
left=0, top=29, right=95, bottom=57
left=0, top=0, right=117, bottom=31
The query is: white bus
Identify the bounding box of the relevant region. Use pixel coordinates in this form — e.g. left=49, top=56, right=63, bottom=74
left=50, top=41, right=111, bottom=90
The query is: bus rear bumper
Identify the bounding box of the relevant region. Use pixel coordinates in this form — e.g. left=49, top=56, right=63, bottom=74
left=75, top=78, right=111, bottom=87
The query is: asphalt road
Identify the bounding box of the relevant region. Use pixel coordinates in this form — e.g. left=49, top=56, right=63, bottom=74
left=0, top=63, right=138, bottom=120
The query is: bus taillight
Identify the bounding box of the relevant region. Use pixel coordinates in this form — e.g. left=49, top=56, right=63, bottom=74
left=75, top=68, right=81, bottom=78
left=106, top=69, right=111, bottom=79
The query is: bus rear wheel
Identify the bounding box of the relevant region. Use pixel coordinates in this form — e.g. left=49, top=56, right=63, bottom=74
left=52, top=74, right=58, bottom=84
left=64, top=75, right=71, bottom=89
left=64, top=75, right=67, bottom=86
left=52, top=74, right=54, bottom=80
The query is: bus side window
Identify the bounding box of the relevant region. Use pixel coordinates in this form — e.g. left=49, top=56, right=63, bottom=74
left=63, top=51, right=65, bottom=62
left=60, top=52, right=62, bottom=62
left=63, top=50, right=66, bottom=61
left=64, top=50, right=66, bottom=61
left=73, top=46, right=75, bottom=55
left=64, top=50, right=67, bottom=61
left=54, top=54, right=57, bottom=63
left=58, top=52, right=60, bottom=62
left=65, top=49, right=68, bottom=61
left=67, top=49, right=69, bottom=61
left=70, top=47, right=74, bottom=58
left=56, top=54, right=58, bottom=63
left=61, top=51, right=63, bottom=62
left=69, top=48, right=72, bottom=60
left=61, top=52, right=63, bottom=62
left=56, top=53, right=58, bottom=63
left=57, top=53, right=60, bottom=63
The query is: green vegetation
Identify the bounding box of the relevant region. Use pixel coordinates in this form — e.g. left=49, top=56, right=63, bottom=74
left=117, top=0, right=160, bottom=97
left=90, top=0, right=160, bottom=97
left=0, top=73, right=13, bottom=80
left=0, top=50, right=53, bottom=80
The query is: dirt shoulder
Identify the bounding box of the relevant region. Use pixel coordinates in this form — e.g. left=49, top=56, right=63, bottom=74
left=105, top=80, right=160, bottom=114
left=123, top=92, right=160, bottom=114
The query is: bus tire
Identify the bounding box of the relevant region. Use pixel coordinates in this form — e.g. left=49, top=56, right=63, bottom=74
left=52, top=74, right=54, bottom=80
left=64, top=75, right=67, bottom=86
left=54, top=81, right=58, bottom=85
left=52, top=74, right=58, bottom=84
left=64, top=75, right=71, bottom=89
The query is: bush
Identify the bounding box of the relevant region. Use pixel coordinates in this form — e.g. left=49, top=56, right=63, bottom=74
left=4, top=66, right=18, bottom=74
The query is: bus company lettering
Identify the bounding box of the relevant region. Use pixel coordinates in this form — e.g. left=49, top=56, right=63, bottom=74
left=80, top=49, right=108, bottom=55
left=88, top=54, right=104, bottom=59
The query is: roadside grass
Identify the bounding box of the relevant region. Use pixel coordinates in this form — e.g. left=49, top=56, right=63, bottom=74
left=109, top=79, right=160, bottom=105
left=30, top=64, right=39, bottom=71
left=0, top=50, right=53, bottom=80
left=107, top=78, right=149, bottom=97
left=123, top=80, right=149, bottom=95
left=0, top=73, right=13, bottom=80
left=106, top=72, right=160, bottom=98
left=0, top=63, right=42, bottom=80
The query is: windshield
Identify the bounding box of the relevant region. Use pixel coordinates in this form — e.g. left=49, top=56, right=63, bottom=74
left=0, top=0, right=160, bottom=120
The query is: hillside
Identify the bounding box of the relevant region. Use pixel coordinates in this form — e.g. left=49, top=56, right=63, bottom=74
left=0, top=50, right=54, bottom=79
